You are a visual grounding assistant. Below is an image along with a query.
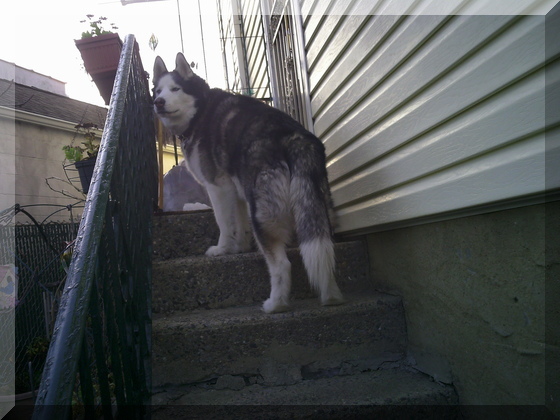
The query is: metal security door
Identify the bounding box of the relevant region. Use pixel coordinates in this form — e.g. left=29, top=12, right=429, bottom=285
left=262, top=0, right=313, bottom=130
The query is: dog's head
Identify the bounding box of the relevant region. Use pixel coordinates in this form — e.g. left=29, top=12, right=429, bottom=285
left=153, top=53, right=208, bottom=135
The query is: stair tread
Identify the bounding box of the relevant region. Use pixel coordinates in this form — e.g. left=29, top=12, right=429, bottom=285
left=153, top=292, right=400, bottom=325
left=152, top=368, right=458, bottom=408
left=152, top=239, right=365, bottom=266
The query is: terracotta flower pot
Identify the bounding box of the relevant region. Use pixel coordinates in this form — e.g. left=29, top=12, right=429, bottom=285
left=75, top=33, right=123, bottom=105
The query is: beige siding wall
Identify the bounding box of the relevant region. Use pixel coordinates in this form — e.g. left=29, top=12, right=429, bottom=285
left=300, top=3, right=559, bottom=235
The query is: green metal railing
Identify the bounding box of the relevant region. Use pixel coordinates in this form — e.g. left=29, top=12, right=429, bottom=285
left=33, top=34, right=157, bottom=419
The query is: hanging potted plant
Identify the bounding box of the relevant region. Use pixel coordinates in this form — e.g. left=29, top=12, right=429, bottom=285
left=75, top=15, right=122, bottom=105
left=62, top=123, right=101, bottom=194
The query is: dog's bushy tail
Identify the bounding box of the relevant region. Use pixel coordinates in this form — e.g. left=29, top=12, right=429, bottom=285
left=289, top=139, right=344, bottom=305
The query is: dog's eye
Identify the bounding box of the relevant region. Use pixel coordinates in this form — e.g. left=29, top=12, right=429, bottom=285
left=171, top=87, right=180, bottom=92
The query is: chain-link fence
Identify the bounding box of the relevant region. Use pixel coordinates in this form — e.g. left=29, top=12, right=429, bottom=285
left=0, top=203, right=82, bottom=397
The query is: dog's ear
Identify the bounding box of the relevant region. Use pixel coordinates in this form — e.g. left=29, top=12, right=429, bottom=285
left=175, top=52, right=194, bottom=79
left=153, top=56, right=168, bottom=80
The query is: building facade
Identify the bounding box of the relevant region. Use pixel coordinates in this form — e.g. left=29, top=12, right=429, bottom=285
left=0, top=61, right=107, bottom=223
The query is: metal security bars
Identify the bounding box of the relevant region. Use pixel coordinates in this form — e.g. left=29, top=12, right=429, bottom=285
left=261, top=0, right=314, bottom=130
left=32, top=34, right=157, bottom=419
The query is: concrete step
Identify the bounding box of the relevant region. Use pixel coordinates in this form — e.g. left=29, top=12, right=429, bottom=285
left=152, top=368, right=458, bottom=417
left=152, top=292, right=406, bottom=388
left=151, top=211, right=458, bottom=415
left=152, top=210, right=358, bottom=259
left=153, top=240, right=371, bottom=315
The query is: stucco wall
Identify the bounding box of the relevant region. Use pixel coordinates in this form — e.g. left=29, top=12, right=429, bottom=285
left=0, top=111, right=16, bottom=217
left=367, top=202, right=558, bottom=413
left=13, top=120, right=85, bottom=223
left=9, top=117, right=181, bottom=224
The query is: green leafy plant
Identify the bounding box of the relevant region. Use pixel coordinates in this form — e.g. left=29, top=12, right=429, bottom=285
left=14, top=336, right=51, bottom=393
left=26, top=337, right=50, bottom=360
left=80, top=14, right=118, bottom=38
left=63, top=123, right=100, bottom=162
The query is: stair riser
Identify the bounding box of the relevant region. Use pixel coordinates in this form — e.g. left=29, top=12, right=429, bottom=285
left=153, top=211, right=218, bottom=260
left=153, top=297, right=406, bottom=387
left=153, top=241, right=370, bottom=315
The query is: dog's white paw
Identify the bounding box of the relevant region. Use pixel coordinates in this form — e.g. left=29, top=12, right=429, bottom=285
left=262, top=297, right=290, bottom=314
left=205, top=245, right=230, bottom=256
left=206, top=243, right=249, bottom=256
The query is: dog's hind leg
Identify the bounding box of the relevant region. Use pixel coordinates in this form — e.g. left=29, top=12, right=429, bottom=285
left=249, top=167, right=293, bottom=313
left=260, top=241, right=291, bottom=313
left=232, top=179, right=253, bottom=253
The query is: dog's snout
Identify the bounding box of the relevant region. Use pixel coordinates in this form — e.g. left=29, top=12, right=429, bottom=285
left=154, top=97, right=165, bottom=109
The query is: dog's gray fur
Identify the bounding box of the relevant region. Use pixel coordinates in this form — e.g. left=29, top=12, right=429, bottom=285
left=153, top=53, right=344, bottom=313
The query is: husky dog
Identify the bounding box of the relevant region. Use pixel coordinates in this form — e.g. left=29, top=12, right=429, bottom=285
left=153, top=53, right=344, bottom=313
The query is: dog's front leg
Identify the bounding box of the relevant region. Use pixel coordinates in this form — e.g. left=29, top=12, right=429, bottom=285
left=234, top=198, right=252, bottom=253
left=205, top=177, right=243, bottom=256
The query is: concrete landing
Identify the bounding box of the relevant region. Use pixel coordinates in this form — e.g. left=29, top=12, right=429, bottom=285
left=152, top=368, right=458, bottom=419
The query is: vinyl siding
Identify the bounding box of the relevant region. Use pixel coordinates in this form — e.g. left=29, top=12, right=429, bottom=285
left=240, top=0, right=271, bottom=99
left=300, top=3, right=559, bottom=234
left=217, top=0, right=270, bottom=99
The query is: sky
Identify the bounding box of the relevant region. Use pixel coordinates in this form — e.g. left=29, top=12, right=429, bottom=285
left=1, top=0, right=557, bottom=107
left=1, top=0, right=225, bottom=106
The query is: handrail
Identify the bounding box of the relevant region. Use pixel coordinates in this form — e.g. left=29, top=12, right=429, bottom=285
left=32, top=34, right=156, bottom=419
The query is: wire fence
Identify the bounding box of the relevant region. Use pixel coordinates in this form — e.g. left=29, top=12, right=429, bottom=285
left=0, top=203, right=82, bottom=397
